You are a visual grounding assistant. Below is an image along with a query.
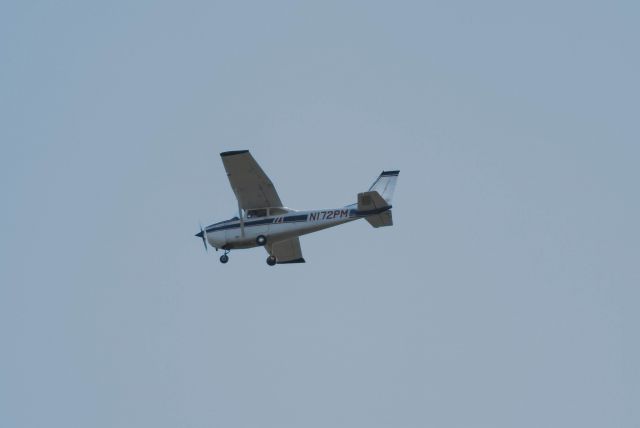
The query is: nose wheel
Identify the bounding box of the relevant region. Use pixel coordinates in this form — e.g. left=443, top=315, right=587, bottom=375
left=266, top=255, right=277, bottom=266
left=219, top=250, right=230, bottom=264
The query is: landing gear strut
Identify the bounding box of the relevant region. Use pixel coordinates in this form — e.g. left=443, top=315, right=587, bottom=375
left=266, top=255, right=277, bottom=266
left=219, top=250, right=230, bottom=264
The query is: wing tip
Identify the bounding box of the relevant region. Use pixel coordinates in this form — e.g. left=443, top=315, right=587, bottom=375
left=220, top=150, right=249, bottom=157
left=277, top=258, right=306, bottom=264
left=381, top=170, right=400, bottom=176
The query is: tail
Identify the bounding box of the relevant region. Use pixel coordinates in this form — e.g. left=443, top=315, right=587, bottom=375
left=368, top=170, right=399, bottom=203
left=357, top=170, right=399, bottom=228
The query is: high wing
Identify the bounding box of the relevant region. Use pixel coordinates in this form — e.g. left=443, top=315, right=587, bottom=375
left=220, top=150, right=283, bottom=210
left=266, top=237, right=306, bottom=264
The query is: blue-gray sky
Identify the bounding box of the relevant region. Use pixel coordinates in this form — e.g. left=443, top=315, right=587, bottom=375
left=1, top=1, right=638, bottom=427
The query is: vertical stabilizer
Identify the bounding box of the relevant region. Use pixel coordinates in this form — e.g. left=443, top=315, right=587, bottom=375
left=368, top=170, right=399, bottom=203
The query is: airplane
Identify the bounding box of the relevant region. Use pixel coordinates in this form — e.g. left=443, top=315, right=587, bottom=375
left=195, top=150, right=399, bottom=265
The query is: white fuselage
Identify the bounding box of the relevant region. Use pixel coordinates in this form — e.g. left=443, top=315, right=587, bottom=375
left=204, top=206, right=383, bottom=250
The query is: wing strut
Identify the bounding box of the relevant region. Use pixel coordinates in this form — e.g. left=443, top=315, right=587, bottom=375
left=238, top=202, right=245, bottom=237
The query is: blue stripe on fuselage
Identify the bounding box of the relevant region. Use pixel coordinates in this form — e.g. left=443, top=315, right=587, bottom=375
left=204, top=206, right=390, bottom=233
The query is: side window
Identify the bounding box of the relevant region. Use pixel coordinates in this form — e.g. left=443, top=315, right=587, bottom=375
left=270, top=208, right=289, bottom=215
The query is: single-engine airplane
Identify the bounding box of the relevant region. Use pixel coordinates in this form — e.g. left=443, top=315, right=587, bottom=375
left=195, top=150, right=399, bottom=265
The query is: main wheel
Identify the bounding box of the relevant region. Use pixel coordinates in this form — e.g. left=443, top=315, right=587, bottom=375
left=256, top=235, right=267, bottom=246
left=220, top=254, right=229, bottom=264
left=266, top=255, right=277, bottom=266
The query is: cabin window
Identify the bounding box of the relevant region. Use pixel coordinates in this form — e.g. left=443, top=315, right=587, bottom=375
left=246, top=209, right=268, bottom=218
left=269, top=207, right=289, bottom=215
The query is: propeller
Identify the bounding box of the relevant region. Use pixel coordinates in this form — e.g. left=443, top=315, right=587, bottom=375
left=198, top=223, right=208, bottom=252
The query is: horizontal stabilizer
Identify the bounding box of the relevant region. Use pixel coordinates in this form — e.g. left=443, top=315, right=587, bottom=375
left=358, top=191, right=393, bottom=228
left=366, top=210, right=393, bottom=228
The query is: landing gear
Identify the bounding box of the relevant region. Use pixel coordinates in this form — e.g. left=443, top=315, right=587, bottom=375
left=266, top=255, right=277, bottom=266
left=219, top=250, right=230, bottom=264
left=256, top=235, right=267, bottom=246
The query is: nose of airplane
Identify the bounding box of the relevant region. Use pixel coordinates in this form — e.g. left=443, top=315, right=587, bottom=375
left=196, top=227, right=208, bottom=251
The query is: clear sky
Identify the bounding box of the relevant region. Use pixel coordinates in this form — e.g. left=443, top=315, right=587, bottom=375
left=1, top=1, right=638, bottom=427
